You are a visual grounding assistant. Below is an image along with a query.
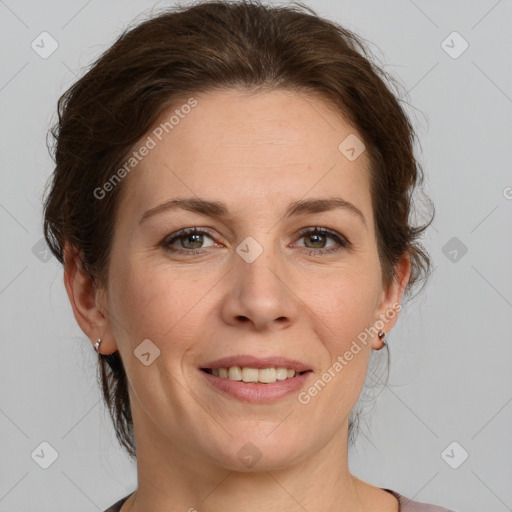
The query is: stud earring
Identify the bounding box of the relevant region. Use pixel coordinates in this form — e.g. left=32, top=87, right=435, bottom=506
left=93, top=338, right=102, bottom=353
left=375, top=331, right=386, bottom=351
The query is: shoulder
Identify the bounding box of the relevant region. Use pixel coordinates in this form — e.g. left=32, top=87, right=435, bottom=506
left=384, top=488, right=458, bottom=512
left=103, top=493, right=132, bottom=512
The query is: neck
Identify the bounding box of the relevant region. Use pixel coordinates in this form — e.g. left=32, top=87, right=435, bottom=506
left=122, top=408, right=371, bottom=512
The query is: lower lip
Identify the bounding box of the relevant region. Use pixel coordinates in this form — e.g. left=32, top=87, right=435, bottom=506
left=200, top=370, right=312, bottom=403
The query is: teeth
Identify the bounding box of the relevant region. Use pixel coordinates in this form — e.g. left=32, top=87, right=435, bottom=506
left=276, top=368, right=288, bottom=380
left=258, top=368, right=276, bottom=383
left=208, top=366, right=299, bottom=383
left=228, top=367, right=242, bottom=380
left=242, top=367, right=259, bottom=382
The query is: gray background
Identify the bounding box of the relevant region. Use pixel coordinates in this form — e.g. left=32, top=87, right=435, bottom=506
left=1, top=0, right=511, bottom=510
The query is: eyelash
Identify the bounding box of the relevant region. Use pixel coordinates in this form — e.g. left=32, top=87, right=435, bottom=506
left=162, top=226, right=350, bottom=256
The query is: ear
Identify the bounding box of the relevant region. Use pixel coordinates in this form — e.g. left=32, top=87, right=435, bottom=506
left=370, top=252, right=411, bottom=349
left=63, top=244, right=118, bottom=355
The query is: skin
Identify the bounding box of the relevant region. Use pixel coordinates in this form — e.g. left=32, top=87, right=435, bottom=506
left=64, top=88, right=410, bottom=512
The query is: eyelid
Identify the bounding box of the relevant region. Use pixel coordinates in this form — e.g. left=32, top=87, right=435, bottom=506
left=294, top=226, right=350, bottom=246
left=295, top=225, right=347, bottom=238
left=162, top=227, right=218, bottom=247
left=162, top=225, right=350, bottom=254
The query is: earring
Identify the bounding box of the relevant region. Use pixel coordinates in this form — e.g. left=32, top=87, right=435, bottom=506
left=94, top=338, right=102, bottom=353
left=375, top=331, right=386, bottom=351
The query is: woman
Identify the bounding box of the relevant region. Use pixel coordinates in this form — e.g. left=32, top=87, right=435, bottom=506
left=43, top=1, right=456, bottom=510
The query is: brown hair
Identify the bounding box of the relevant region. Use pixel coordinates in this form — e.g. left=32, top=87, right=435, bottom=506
left=43, top=0, right=434, bottom=459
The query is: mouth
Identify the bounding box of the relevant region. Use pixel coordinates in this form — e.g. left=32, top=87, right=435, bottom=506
left=199, top=355, right=313, bottom=403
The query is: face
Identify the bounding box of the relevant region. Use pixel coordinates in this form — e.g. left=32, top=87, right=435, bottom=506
left=95, top=88, right=407, bottom=470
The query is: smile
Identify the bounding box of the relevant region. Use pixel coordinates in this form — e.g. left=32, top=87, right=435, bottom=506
left=199, top=355, right=313, bottom=403
left=201, top=366, right=307, bottom=384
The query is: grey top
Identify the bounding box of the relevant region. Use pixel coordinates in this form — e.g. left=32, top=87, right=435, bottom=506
left=104, top=489, right=457, bottom=511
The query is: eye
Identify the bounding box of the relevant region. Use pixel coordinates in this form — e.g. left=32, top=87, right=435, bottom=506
left=293, top=227, right=350, bottom=255
left=161, top=226, right=350, bottom=257
left=163, top=228, right=217, bottom=254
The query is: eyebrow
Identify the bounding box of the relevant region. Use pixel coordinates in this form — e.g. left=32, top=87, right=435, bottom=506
left=139, top=196, right=367, bottom=229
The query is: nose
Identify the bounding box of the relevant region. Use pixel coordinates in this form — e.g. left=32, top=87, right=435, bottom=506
left=220, top=242, right=299, bottom=331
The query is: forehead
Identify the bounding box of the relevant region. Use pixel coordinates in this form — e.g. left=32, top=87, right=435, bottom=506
left=117, top=88, right=372, bottom=221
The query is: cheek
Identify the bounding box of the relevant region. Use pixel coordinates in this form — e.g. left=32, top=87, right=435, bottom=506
left=305, top=265, right=381, bottom=341
left=303, top=268, right=379, bottom=405
left=306, top=280, right=376, bottom=413
left=107, top=257, right=214, bottom=351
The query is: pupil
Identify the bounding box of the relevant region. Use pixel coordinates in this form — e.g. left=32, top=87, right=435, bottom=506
left=184, top=233, right=202, bottom=249
left=307, top=233, right=325, bottom=248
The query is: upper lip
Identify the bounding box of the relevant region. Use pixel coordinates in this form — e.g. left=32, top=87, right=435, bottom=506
left=201, top=355, right=312, bottom=373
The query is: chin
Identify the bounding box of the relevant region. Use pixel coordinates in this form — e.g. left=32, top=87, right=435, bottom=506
left=203, top=431, right=310, bottom=472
